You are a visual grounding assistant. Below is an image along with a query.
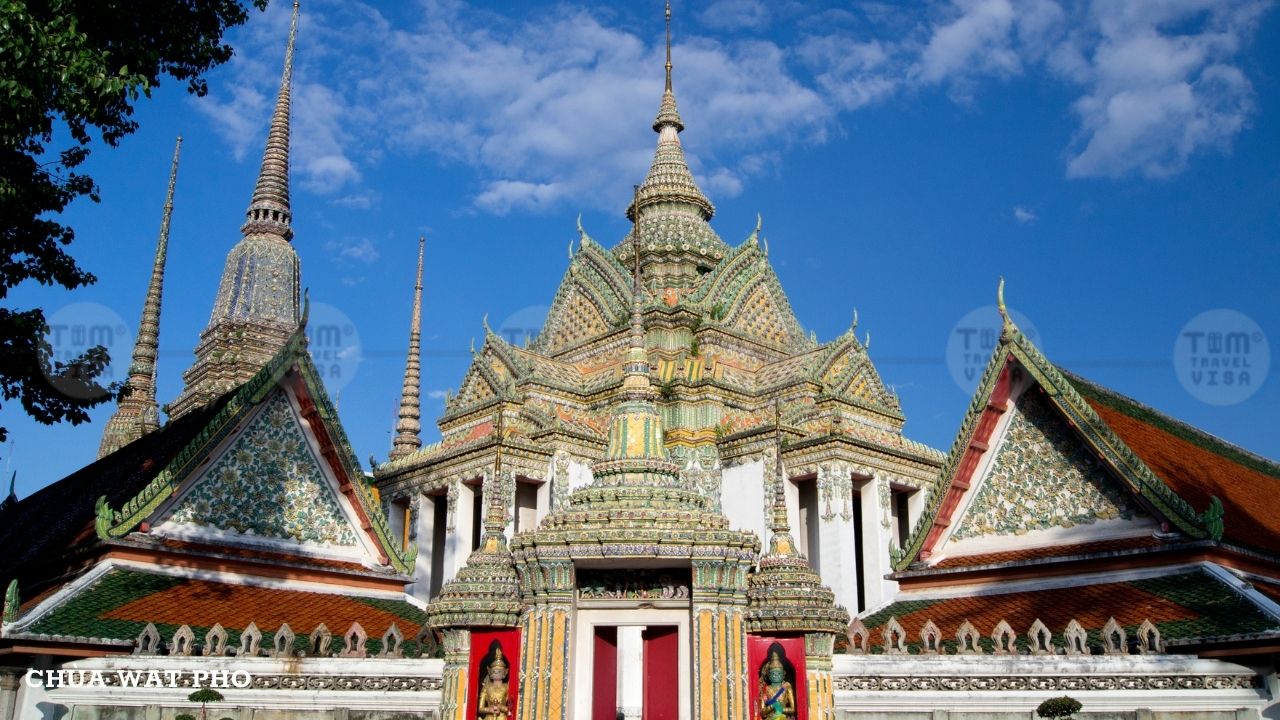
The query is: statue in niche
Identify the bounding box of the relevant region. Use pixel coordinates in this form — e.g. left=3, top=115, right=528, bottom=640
left=476, top=640, right=511, bottom=720
left=757, top=642, right=797, bottom=720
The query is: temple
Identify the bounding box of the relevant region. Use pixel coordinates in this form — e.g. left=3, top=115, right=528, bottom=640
left=2, top=3, right=1279, bottom=719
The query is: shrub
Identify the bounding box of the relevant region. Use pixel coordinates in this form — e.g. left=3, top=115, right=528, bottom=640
left=1037, top=696, right=1082, bottom=719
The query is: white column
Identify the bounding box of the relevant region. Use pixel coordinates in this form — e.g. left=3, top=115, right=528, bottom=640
left=618, top=626, right=644, bottom=720
left=446, top=482, right=479, bottom=579
left=411, top=495, right=433, bottom=603
left=817, top=465, right=859, bottom=616
left=859, top=474, right=898, bottom=610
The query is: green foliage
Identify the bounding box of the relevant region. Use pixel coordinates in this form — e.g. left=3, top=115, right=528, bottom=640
left=1036, top=696, right=1082, bottom=719
left=175, top=715, right=196, bottom=720
left=657, top=380, right=676, bottom=400
left=187, top=687, right=223, bottom=704
left=708, top=303, right=726, bottom=322
left=0, top=0, right=267, bottom=445
left=689, top=336, right=700, bottom=358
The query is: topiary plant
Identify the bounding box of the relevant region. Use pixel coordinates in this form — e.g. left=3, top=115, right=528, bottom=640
left=187, top=687, right=224, bottom=720
left=1037, top=696, right=1082, bottom=719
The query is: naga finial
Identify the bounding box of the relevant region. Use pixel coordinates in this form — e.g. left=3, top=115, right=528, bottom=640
left=470, top=337, right=476, bottom=355
left=763, top=235, right=769, bottom=256
left=482, top=313, right=491, bottom=335
left=299, top=288, right=310, bottom=329
left=851, top=308, right=859, bottom=333
left=864, top=331, right=871, bottom=351
left=997, top=276, right=1008, bottom=321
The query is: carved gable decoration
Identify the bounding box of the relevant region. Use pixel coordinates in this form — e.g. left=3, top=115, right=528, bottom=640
left=540, top=283, right=613, bottom=353
left=161, top=389, right=359, bottom=546
left=451, top=361, right=501, bottom=410
left=817, top=343, right=897, bottom=411
left=951, top=388, right=1143, bottom=541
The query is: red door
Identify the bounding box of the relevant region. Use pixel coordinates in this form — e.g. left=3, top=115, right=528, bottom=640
left=593, top=626, right=618, bottom=720
left=642, top=626, right=679, bottom=720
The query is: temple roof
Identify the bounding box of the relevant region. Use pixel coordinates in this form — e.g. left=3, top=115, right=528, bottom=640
left=2, top=321, right=415, bottom=600
left=1065, top=371, right=1280, bottom=558
left=861, top=567, right=1280, bottom=654
left=0, top=392, right=235, bottom=590
left=10, top=567, right=425, bottom=650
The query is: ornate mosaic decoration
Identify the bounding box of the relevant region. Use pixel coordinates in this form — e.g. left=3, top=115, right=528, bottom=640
left=168, top=390, right=358, bottom=546
left=952, top=389, right=1139, bottom=540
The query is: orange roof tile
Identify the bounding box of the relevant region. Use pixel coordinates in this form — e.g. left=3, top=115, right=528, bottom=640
left=103, top=579, right=415, bottom=637
left=1083, top=395, right=1280, bottom=557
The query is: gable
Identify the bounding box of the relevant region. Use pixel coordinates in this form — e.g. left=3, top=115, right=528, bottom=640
left=728, top=282, right=802, bottom=349
left=950, top=387, right=1146, bottom=543
left=540, top=283, right=612, bottom=352
left=451, top=360, right=501, bottom=410
left=157, top=389, right=359, bottom=548
left=817, top=341, right=899, bottom=413
left=536, top=237, right=631, bottom=355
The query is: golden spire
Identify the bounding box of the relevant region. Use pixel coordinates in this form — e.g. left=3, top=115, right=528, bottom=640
left=390, top=235, right=425, bottom=460
left=98, top=136, right=182, bottom=458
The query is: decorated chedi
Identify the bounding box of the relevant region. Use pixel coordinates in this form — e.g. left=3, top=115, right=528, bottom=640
left=424, top=413, right=521, bottom=720
left=170, top=0, right=302, bottom=418
left=746, top=404, right=849, bottom=720
left=98, top=136, right=182, bottom=457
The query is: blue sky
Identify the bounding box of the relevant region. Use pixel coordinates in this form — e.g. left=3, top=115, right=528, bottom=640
left=5, top=0, right=1278, bottom=497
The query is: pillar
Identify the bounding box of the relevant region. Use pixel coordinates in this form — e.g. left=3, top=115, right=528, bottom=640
left=816, top=464, right=858, bottom=615
left=440, top=629, right=471, bottom=720
left=858, top=474, right=896, bottom=609
left=805, top=633, right=835, bottom=720
left=618, top=626, right=644, bottom=720
left=692, top=559, right=751, bottom=720
left=517, top=602, right=573, bottom=720
left=517, top=558, right=574, bottom=720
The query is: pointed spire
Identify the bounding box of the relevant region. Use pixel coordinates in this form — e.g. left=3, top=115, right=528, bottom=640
left=768, top=401, right=796, bottom=555
left=171, top=5, right=302, bottom=418
left=479, top=411, right=509, bottom=552
left=622, top=0, right=723, bottom=280
left=98, top=136, right=182, bottom=458
left=664, top=0, right=673, bottom=93
left=242, top=0, right=299, bottom=242
left=390, top=236, right=425, bottom=461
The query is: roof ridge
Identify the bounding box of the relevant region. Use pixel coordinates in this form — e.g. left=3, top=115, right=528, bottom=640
left=1060, top=368, right=1280, bottom=479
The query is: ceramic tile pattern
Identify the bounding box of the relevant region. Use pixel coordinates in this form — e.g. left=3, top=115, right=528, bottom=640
left=168, top=390, right=358, bottom=546
left=953, top=389, right=1139, bottom=540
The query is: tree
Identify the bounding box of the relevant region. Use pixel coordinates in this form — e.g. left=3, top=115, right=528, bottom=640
left=187, top=686, right=224, bottom=720
left=0, top=0, right=268, bottom=446
left=1037, top=696, right=1082, bottom=719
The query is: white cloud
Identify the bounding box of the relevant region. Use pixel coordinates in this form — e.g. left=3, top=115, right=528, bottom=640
left=699, top=0, right=770, bottom=31
left=426, top=389, right=450, bottom=400
left=324, top=237, right=380, bottom=264
left=197, top=0, right=1271, bottom=213
left=1013, top=206, right=1038, bottom=223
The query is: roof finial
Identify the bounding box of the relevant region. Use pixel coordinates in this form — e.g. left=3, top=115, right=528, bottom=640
left=390, top=235, right=426, bottom=460
left=98, top=136, right=182, bottom=458
left=3, top=471, right=15, bottom=507
left=242, top=0, right=300, bottom=242
left=664, top=0, right=673, bottom=93
left=997, top=276, right=1008, bottom=320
